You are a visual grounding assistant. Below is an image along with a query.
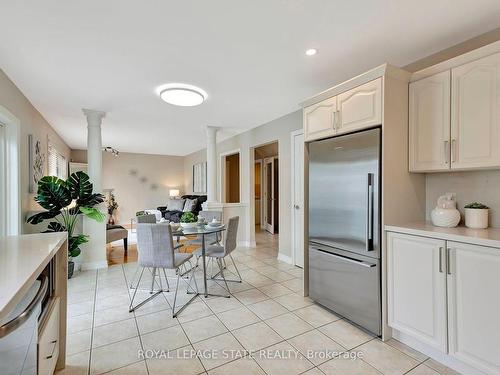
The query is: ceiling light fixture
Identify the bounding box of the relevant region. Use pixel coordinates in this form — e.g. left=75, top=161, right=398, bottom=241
left=305, top=48, right=318, bottom=56
left=157, top=83, right=207, bottom=107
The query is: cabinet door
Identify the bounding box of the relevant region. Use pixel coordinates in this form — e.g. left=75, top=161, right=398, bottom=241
left=447, top=241, right=500, bottom=374
left=387, top=232, right=447, bottom=352
left=303, top=96, right=337, bottom=141
left=451, top=53, right=500, bottom=169
left=337, top=78, right=382, bottom=134
left=409, top=71, right=451, bottom=172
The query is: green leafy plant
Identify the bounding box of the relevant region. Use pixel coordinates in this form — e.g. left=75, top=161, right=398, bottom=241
left=180, top=211, right=197, bottom=223
left=464, top=202, right=489, bottom=209
left=27, top=171, right=105, bottom=258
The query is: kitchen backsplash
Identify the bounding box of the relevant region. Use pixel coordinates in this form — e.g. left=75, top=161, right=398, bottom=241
left=426, top=170, right=500, bottom=227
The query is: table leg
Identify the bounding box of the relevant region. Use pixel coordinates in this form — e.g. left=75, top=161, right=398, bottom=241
left=202, top=234, right=208, bottom=297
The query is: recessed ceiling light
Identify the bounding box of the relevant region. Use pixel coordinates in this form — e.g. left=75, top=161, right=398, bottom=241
left=157, top=83, right=207, bottom=106
left=305, top=48, right=318, bottom=56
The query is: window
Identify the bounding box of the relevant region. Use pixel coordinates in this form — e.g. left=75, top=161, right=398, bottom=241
left=48, top=141, right=67, bottom=179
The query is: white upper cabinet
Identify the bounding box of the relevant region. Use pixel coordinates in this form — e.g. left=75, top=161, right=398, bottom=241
left=387, top=232, right=448, bottom=352
left=304, top=96, right=337, bottom=141
left=447, top=241, right=500, bottom=375
left=409, top=71, right=451, bottom=172
left=337, top=78, right=382, bottom=135
left=451, top=53, right=500, bottom=170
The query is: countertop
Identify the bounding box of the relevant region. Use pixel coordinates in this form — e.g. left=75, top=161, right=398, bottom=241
left=0, top=232, right=67, bottom=322
left=385, top=222, right=500, bottom=248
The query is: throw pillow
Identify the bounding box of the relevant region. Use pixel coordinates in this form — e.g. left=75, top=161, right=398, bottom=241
left=183, top=198, right=198, bottom=212
left=167, top=198, right=185, bottom=211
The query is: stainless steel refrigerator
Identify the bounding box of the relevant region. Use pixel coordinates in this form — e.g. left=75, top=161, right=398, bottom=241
left=309, top=127, right=381, bottom=335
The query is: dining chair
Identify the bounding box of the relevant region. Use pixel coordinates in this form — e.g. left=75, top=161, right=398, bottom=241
left=194, top=216, right=241, bottom=296
left=129, top=223, right=198, bottom=317
left=137, top=213, right=157, bottom=223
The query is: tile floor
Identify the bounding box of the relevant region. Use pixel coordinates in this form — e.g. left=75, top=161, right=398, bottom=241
left=58, top=231, right=458, bottom=375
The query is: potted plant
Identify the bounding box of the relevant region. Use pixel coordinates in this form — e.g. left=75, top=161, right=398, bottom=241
left=106, top=192, right=118, bottom=225
left=27, top=171, right=105, bottom=278
left=180, top=211, right=197, bottom=229
left=464, top=202, right=489, bottom=229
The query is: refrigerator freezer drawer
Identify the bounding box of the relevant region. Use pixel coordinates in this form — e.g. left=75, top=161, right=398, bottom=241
left=309, top=246, right=381, bottom=335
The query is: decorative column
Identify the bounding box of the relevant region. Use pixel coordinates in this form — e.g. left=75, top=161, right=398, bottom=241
left=82, top=109, right=107, bottom=270
left=206, top=126, right=219, bottom=203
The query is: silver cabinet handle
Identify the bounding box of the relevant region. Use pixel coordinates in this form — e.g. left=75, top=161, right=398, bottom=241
left=451, top=139, right=457, bottom=163
left=46, top=340, right=58, bottom=359
left=332, top=111, right=337, bottom=130
left=447, top=248, right=452, bottom=275
left=439, top=247, right=444, bottom=273
left=366, top=173, right=374, bottom=251
left=336, top=110, right=341, bottom=130
left=0, top=276, right=48, bottom=338
left=444, top=140, right=450, bottom=164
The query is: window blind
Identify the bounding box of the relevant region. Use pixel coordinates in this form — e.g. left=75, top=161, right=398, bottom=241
left=48, top=141, right=67, bottom=179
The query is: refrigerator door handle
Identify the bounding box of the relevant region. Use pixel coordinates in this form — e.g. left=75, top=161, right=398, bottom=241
left=312, top=247, right=376, bottom=268
left=366, top=173, right=374, bottom=251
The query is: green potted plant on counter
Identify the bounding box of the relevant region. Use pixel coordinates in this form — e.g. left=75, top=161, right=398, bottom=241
left=464, top=202, right=489, bottom=229
left=27, top=171, right=105, bottom=278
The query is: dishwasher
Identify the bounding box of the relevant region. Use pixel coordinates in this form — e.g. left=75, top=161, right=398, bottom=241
left=0, top=277, right=48, bottom=375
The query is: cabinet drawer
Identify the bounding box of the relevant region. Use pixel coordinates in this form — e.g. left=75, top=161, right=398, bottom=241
left=39, top=298, right=60, bottom=375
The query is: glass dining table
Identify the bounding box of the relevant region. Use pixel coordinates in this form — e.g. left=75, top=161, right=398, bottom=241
left=172, top=224, right=228, bottom=299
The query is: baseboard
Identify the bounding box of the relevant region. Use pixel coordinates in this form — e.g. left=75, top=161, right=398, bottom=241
left=81, top=260, right=108, bottom=270
left=238, top=241, right=256, bottom=247
left=277, top=253, right=293, bottom=264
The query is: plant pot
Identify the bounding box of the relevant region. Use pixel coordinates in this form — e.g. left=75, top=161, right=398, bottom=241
left=465, top=208, right=489, bottom=229
left=68, top=260, right=75, bottom=279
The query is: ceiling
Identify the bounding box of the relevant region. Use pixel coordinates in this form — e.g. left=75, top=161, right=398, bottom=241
left=1, top=1, right=500, bottom=156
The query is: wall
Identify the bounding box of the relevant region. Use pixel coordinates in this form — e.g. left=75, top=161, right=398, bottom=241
left=184, top=110, right=302, bottom=258
left=71, top=150, right=185, bottom=224
left=426, top=171, right=500, bottom=227
left=0, top=68, right=70, bottom=234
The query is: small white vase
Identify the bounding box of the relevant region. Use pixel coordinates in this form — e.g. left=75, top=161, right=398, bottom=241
left=465, top=208, right=489, bottom=229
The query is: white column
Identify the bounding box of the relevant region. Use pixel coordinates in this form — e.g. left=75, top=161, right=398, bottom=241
left=81, top=109, right=107, bottom=270
left=206, top=126, right=219, bottom=202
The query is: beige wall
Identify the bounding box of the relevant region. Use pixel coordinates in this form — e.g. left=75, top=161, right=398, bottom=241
left=71, top=150, right=185, bottom=224
left=0, top=68, right=70, bottom=234
left=184, top=110, right=302, bottom=258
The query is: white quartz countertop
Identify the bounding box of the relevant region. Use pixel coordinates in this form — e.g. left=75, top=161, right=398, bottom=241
left=385, top=222, right=500, bottom=248
left=0, top=232, right=67, bottom=321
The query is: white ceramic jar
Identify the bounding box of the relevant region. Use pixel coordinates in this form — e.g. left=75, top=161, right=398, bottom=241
left=465, top=208, right=489, bottom=229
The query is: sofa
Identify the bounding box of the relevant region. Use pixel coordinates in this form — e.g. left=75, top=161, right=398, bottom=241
left=157, top=195, right=207, bottom=223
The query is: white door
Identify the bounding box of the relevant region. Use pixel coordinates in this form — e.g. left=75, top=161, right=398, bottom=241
left=451, top=52, right=500, bottom=170
left=263, top=157, right=276, bottom=234
left=337, top=78, right=382, bottom=135
left=292, top=131, right=304, bottom=267
left=387, top=232, right=448, bottom=352
left=409, top=71, right=451, bottom=172
left=303, top=96, right=337, bottom=141
left=447, top=241, right=500, bottom=374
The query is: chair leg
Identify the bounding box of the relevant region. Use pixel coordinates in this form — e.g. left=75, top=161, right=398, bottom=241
left=162, top=268, right=170, bottom=292
left=171, top=262, right=199, bottom=318
left=229, top=254, right=243, bottom=282
left=217, top=258, right=231, bottom=297
left=211, top=255, right=242, bottom=283
left=129, top=268, right=164, bottom=313
left=150, top=267, right=156, bottom=294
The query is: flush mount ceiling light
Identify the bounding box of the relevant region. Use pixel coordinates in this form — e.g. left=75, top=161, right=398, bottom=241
left=157, top=83, right=207, bottom=106
left=305, top=48, right=318, bottom=56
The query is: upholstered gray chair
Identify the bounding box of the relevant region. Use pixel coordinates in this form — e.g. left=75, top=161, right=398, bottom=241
left=129, top=223, right=198, bottom=317
left=194, top=216, right=241, bottom=295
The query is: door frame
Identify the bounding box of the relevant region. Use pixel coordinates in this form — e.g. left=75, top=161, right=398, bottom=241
left=263, top=156, right=278, bottom=234
left=254, top=159, right=264, bottom=228
left=0, top=105, right=20, bottom=237
left=291, top=129, right=304, bottom=266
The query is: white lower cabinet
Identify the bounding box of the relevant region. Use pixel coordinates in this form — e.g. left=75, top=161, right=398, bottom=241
left=387, top=232, right=500, bottom=375
left=39, top=298, right=60, bottom=375
left=447, top=241, right=500, bottom=375
left=387, top=232, right=448, bottom=352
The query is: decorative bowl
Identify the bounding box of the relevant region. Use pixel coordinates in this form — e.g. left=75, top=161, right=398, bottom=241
left=208, top=221, right=222, bottom=228
left=180, top=222, right=196, bottom=229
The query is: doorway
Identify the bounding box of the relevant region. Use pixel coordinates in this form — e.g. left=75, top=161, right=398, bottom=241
left=254, top=141, right=279, bottom=248
left=221, top=151, right=240, bottom=203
